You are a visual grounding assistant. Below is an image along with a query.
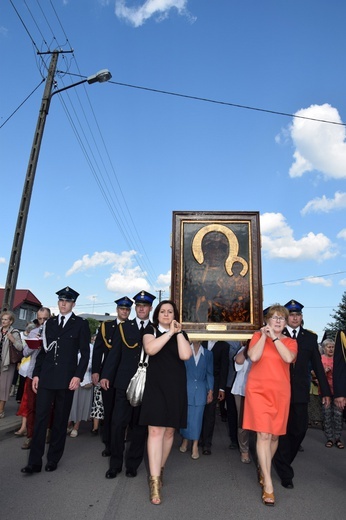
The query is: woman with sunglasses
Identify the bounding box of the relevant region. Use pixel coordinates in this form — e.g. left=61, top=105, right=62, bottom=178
left=243, top=304, right=297, bottom=506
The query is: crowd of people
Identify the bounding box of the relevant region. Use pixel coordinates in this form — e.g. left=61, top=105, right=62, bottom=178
left=1, top=289, right=345, bottom=508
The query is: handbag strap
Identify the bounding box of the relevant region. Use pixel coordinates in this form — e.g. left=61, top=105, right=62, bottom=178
left=139, top=347, right=149, bottom=366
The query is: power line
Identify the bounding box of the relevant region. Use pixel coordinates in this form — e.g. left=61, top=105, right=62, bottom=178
left=109, top=80, right=346, bottom=127
left=0, top=79, right=44, bottom=129
left=264, top=270, right=346, bottom=287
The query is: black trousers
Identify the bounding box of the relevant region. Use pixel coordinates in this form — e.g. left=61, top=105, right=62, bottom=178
left=273, top=402, right=309, bottom=481
left=225, top=387, right=239, bottom=445
left=101, top=386, right=115, bottom=450
left=28, top=387, right=74, bottom=467
left=109, top=388, right=147, bottom=471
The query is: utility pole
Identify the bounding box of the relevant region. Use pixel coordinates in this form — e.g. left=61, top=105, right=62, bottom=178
left=2, top=52, right=59, bottom=311
left=1, top=52, right=111, bottom=312
left=156, top=290, right=165, bottom=303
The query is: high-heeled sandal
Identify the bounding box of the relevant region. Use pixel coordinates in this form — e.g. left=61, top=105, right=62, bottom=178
left=149, top=476, right=161, bottom=505
left=262, top=489, right=275, bottom=506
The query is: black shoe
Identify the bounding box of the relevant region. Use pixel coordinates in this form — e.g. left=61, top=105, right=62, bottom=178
left=281, top=479, right=294, bottom=489
left=202, top=448, right=211, bottom=455
left=21, top=464, right=42, bottom=474
left=221, top=416, right=227, bottom=422
left=229, top=442, right=238, bottom=450
left=298, top=444, right=304, bottom=452
left=125, top=468, right=137, bottom=478
left=45, top=462, right=58, bottom=472
left=105, top=468, right=121, bottom=479
left=91, top=429, right=99, bottom=436
left=102, top=448, right=111, bottom=457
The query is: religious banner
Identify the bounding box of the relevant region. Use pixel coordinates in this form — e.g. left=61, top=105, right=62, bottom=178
left=171, top=211, right=263, bottom=340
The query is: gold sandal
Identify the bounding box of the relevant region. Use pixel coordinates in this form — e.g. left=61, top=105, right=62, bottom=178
left=149, top=476, right=161, bottom=505
left=262, top=490, right=275, bottom=506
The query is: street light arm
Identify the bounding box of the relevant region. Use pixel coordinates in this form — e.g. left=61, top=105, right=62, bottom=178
left=50, top=69, right=112, bottom=98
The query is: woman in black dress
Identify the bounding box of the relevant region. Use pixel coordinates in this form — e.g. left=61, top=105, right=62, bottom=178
left=140, top=300, right=191, bottom=505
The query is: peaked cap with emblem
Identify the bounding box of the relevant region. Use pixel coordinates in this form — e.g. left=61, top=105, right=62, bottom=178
left=133, top=290, right=156, bottom=305
left=284, top=299, right=304, bottom=314
left=56, top=286, right=79, bottom=302
left=114, top=296, right=133, bottom=308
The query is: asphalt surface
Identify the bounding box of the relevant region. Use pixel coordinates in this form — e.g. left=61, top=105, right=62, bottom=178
left=1, top=396, right=346, bottom=520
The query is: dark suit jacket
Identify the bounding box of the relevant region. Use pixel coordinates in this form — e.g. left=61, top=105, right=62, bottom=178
left=101, top=319, right=150, bottom=390
left=333, top=330, right=346, bottom=398
left=202, top=341, right=229, bottom=393
left=33, top=313, right=90, bottom=389
left=282, top=327, right=331, bottom=403
left=92, top=319, right=119, bottom=375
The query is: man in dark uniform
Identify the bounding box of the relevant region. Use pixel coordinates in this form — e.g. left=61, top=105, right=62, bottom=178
left=21, top=287, right=90, bottom=474
left=92, top=296, right=132, bottom=456
left=100, top=290, right=156, bottom=479
left=273, top=299, right=331, bottom=489
left=333, top=329, right=346, bottom=413
left=200, top=340, right=229, bottom=455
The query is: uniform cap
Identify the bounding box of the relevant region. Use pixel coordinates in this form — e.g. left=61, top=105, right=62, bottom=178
left=133, top=290, right=156, bottom=305
left=284, top=299, right=304, bottom=313
left=114, top=296, right=133, bottom=308
left=56, top=286, right=79, bottom=302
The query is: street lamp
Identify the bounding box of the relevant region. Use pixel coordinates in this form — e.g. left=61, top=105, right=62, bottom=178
left=1, top=51, right=112, bottom=311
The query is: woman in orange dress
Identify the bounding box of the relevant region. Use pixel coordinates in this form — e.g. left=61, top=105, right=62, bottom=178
left=243, top=304, right=297, bottom=506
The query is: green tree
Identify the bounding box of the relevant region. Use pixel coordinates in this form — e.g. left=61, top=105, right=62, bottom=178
left=86, top=317, right=100, bottom=336
left=325, top=290, right=346, bottom=336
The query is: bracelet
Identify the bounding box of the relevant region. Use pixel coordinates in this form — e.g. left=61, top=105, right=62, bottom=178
left=273, top=337, right=279, bottom=342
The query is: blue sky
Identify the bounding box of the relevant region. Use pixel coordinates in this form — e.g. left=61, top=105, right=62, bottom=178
left=1, top=0, right=346, bottom=340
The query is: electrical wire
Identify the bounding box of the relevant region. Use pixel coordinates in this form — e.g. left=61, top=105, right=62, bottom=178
left=0, top=79, right=44, bottom=129
left=109, top=81, right=346, bottom=127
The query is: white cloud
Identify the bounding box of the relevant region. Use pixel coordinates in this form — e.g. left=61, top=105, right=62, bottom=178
left=288, top=103, right=346, bottom=179
left=301, top=192, right=346, bottom=215
left=0, top=257, right=5, bottom=265
left=0, top=27, right=8, bottom=37
left=43, top=271, right=54, bottom=278
left=66, top=250, right=152, bottom=295
left=106, top=266, right=150, bottom=293
left=260, top=212, right=337, bottom=261
left=337, top=229, right=346, bottom=240
left=66, top=250, right=137, bottom=276
left=340, top=278, right=346, bottom=286
left=115, top=0, right=194, bottom=27
left=305, top=276, right=332, bottom=287
left=156, top=270, right=171, bottom=289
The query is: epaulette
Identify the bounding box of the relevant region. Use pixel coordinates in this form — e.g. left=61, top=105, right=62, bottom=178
left=101, top=320, right=117, bottom=350
left=305, top=328, right=317, bottom=336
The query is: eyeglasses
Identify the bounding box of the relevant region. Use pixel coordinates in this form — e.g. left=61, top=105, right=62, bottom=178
left=270, top=315, right=286, bottom=322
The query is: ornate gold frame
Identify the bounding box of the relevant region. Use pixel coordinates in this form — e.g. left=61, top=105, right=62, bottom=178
left=171, top=211, right=263, bottom=340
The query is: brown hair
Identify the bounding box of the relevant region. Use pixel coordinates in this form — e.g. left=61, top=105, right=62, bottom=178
left=265, top=304, right=289, bottom=322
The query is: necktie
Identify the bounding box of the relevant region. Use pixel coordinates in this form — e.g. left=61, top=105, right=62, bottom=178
left=292, top=329, right=297, bottom=339
left=59, top=316, right=65, bottom=329
left=139, top=320, right=145, bottom=340
left=140, top=320, right=144, bottom=330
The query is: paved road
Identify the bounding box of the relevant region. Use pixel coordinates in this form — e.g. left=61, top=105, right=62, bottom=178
left=1, top=396, right=345, bottom=520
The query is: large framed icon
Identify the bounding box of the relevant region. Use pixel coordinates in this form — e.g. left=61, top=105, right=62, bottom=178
left=171, top=211, right=263, bottom=341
